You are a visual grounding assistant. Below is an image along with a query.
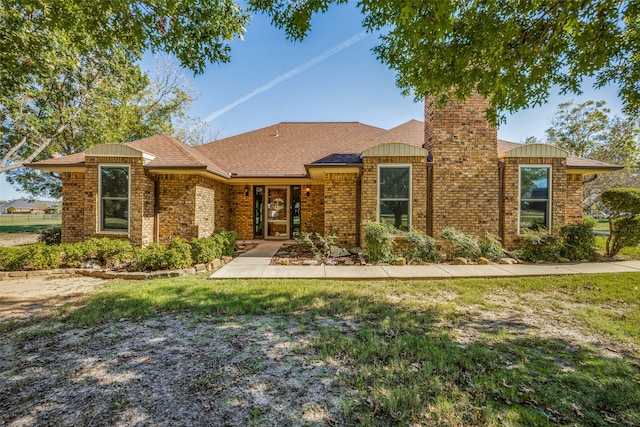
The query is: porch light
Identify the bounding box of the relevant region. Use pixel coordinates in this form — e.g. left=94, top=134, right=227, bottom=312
left=305, top=186, right=310, bottom=197
left=244, top=185, right=249, bottom=197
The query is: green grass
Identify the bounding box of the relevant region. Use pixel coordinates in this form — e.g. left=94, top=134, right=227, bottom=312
left=35, top=273, right=639, bottom=426
left=592, top=220, right=610, bottom=232
left=0, top=213, right=61, bottom=233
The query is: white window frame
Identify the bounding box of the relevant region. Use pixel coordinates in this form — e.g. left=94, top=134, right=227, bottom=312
left=99, top=164, right=131, bottom=233
left=518, top=164, right=552, bottom=234
left=377, top=164, right=412, bottom=230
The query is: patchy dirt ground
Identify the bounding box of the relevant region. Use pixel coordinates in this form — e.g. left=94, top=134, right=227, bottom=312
left=1, top=276, right=638, bottom=426
left=0, top=276, right=108, bottom=320
left=1, top=312, right=355, bottom=426
left=0, top=232, right=40, bottom=247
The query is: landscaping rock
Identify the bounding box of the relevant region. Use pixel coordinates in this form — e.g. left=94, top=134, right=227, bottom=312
left=477, top=257, right=492, bottom=265
left=302, top=260, right=318, bottom=266
left=330, top=246, right=351, bottom=257
left=343, top=259, right=354, bottom=266
left=324, top=259, right=339, bottom=265
left=558, top=257, right=571, bottom=263
left=452, top=257, right=468, bottom=265
left=499, top=258, right=516, bottom=265
left=278, top=258, right=290, bottom=265
left=195, top=264, right=207, bottom=272
left=394, top=257, right=407, bottom=266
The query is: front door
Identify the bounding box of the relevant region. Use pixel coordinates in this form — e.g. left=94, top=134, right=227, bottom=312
left=266, top=187, right=289, bottom=239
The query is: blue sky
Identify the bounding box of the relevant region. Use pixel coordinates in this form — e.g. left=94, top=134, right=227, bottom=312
left=0, top=2, right=623, bottom=201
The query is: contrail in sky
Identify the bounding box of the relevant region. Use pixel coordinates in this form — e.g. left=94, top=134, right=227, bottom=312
left=203, top=31, right=369, bottom=123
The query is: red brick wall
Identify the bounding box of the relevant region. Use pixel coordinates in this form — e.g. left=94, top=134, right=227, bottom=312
left=424, top=94, right=500, bottom=241
left=324, top=173, right=359, bottom=247
left=566, top=174, right=584, bottom=224
left=60, top=172, right=85, bottom=244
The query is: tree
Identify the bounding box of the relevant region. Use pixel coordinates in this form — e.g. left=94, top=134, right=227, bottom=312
left=600, top=188, right=640, bottom=257
left=249, top=0, right=640, bottom=120
left=0, top=1, right=249, bottom=95
left=3, top=53, right=197, bottom=198
left=542, top=100, right=640, bottom=212
left=546, top=101, right=610, bottom=158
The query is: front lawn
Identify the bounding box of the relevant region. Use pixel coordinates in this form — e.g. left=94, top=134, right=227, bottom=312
left=2, top=273, right=639, bottom=426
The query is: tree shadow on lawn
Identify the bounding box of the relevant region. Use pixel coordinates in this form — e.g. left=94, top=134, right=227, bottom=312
left=1, top=279, right=639, bottom=426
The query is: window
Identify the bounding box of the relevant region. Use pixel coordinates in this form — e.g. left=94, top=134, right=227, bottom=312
left=378, top=165, right=411, bottom=231
left=519, top=166, right=551, bottom=232
left=100, top=165, right=129, bottom=232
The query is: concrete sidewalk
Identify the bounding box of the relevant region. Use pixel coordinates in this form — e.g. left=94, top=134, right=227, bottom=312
left=209, top=241, right=640, bottom=280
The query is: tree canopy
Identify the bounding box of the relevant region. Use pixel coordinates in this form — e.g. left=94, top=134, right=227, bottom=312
left=250, top=0, right=640, bottom=121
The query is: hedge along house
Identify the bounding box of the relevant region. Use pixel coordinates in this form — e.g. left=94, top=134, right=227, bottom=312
left=28, top=94, right=622, bottom=249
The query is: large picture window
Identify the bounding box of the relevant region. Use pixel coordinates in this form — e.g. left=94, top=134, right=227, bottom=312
left=100, top=166, right=129, bottom=232
left=519, top=166, right=551, bottom=232
left=379, top=165, right=411, bottom=231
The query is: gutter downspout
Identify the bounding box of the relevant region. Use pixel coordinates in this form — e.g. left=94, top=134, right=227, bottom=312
left=498, top=162, right=505, bottom=242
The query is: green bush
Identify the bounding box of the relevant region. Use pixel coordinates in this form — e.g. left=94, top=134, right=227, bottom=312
left=440, top=228, right=481, bottom=260
left=213, top=229, right=238, bottom=256
left=0, top=247, right=24, bottom=271
left=135, top=239, right=193, bottom=271
left=190, top=237, right=222, bottom=264
left=134, top=243, right=167, bottom=271
left=608, top=217, right=640, bottom=258
left=479, top=234, right=504, bottom=261
left=601, top=188, right=640, bottom=216
left=559, top=219, right=600, bottom=261
left=518, top=229, right=561, bottom=262
left=403, top=230, right=441, bottom=263
left=165, top=238, right=192, bottom=269
left=38, top=226, right=61, bottom=245
left=91, top=238, right=134, bottom=266
left=362, top=221, right=398, bottom=263
left=601, top=188, right=640, bottom=257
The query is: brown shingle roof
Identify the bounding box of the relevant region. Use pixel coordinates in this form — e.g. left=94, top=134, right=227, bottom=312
left=29, top=123, right=620, bottom=178
left=194, top=121, right=422, bottom=177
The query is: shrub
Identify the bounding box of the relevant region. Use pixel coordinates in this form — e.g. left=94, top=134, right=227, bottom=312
left=558, top=219, right=600, bottom=261
left=0, top=247, right=23, bottom=271
left=213, top=229, right=238, bottom=256
left=518, top=229, right=561, bottom=262
left=403, top=230, right=441, bottom=263
left=134, top=243, right=167, bottom=271
left=190, top=237, right=222, bottom=264
left=440, top=228, right=481, bottom=260
left=362, top=221, right=397, bottom=263
left=295, top=231, right=338, bottom=260
left=165, top=238, right=192, bottom=269
left=135, top=239, right=193, bottom=271
left=479, top=234, right=504, bottom=261
left=608, top=217, right=640, bottom=258
left=38, top=226, right=61, bottom=245
left=91, top=238, right=134, bottom=267
left=601, top=188, right=640, bottom=257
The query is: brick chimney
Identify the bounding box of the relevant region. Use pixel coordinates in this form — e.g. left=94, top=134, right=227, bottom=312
left=424, top=93, right=500, bottom=239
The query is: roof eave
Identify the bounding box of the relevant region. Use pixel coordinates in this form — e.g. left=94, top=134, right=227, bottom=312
left=25, top=163, right=85, bottom=173
left=567, top=165, right=625, bottom=175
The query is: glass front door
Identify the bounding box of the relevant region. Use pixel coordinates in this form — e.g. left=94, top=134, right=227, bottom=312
left=266, top=187, right=288, bottom=238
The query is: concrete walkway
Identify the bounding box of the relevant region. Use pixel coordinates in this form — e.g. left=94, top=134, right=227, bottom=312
left=209, top=240, right=640, bottom=280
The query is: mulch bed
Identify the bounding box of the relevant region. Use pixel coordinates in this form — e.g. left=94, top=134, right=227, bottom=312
left=270, top=243, right=363, bottom=266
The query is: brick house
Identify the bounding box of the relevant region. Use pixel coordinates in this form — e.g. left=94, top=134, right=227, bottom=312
left=28, top=95, right=621, bottom=248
